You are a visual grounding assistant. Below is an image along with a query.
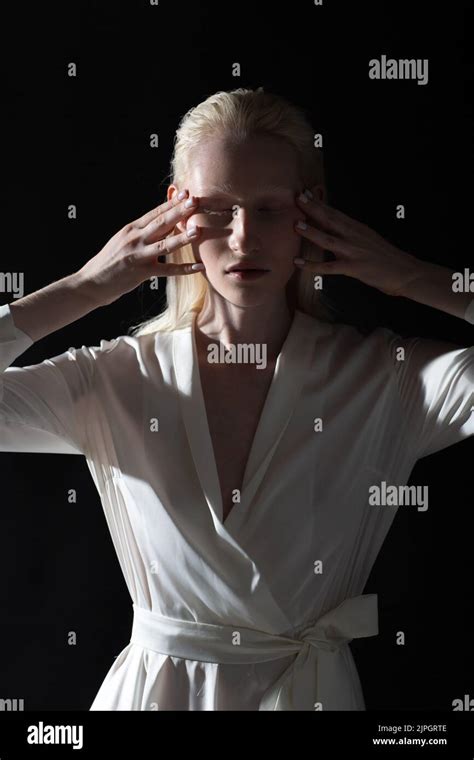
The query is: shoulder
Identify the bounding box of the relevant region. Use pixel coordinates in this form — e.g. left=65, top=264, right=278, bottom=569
left=300, top=312, right=473, bottom=397
left=296, top=310, right=402, bottom=371
left=74, top=330, right=172, bottom=377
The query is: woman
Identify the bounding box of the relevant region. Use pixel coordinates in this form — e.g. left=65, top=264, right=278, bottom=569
left=1, top=88, right=473, bottom=711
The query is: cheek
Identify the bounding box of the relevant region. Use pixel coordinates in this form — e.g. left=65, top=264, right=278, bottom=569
left=274, top=211, right=303, bottom=239
left=194, top=244, right=222, bottom=272
left=273, top=220, right=303, bottom=255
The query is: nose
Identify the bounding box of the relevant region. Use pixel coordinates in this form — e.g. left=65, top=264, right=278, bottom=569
left=227, top=207, right=261, bottom=255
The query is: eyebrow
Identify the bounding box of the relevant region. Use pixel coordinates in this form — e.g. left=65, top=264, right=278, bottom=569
left=201, top=183, right=295, bottom=197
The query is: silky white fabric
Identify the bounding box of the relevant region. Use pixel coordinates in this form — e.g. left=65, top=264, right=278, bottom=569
left=0, top=302, right=472, bottom=710
left=128, top=595, right=379, bottom=710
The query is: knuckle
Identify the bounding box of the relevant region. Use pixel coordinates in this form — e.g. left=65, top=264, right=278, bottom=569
left=155, top=239, right=168, bottom=255
left=123, top=251, right=140, bottom=268
left=126, top=229, right=142, bottom=247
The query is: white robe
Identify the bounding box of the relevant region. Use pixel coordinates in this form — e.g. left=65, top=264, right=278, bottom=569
left=0, top=302, right=472, bottom=710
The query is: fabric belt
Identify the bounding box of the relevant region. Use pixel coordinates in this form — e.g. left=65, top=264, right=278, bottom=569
left=130, top=594, right=378, bottom=710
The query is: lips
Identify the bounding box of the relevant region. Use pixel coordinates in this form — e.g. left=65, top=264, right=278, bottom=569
left=226, top=266, right=270, bottom=273
left=225, top=268, right=270, bottom=281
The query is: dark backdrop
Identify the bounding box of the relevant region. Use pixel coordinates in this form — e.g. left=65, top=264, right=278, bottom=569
left=1, top=0, right=472, bottom=710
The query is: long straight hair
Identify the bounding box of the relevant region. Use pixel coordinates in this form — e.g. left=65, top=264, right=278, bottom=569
left=129, top=87, right=337, bottom=336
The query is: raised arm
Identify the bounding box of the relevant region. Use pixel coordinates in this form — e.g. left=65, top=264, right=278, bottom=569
left=1, top=189, right=205, bottom=454
left=9, top=188, right=204, bottom=342
left=292, top=191, right=474, bottom=324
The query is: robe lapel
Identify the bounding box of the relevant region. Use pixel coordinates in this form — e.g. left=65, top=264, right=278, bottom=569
left=236, top=311, right=315, bottom=521
left=172, top=316, right=224, bottom=531
left=172, top=309, right=317, bottom=534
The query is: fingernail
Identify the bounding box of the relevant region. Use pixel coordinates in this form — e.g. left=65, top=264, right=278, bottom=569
left=293, top=257, right=305, bottom=265
left=191, top=263, right=205, bottom=270
left=187, top=225, right=198, bottom=237
left=185, top=197, right=197, bottom=208
left=296, top=220, right=307, bottom=230
left=178, top=189, right=188, bottom=200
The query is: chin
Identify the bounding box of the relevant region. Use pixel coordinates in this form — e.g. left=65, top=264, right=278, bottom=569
left=205, top=273, right=288, bottom=305
left=223, top=287, right=287, bottom=310
left=220, top=291, right=269, bottom=308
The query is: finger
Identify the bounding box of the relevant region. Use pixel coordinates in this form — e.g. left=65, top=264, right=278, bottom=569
left=139, top=198, right=200, bottom=245
left=296, top=196, right=368, bottom=239
left=295, top=222, right=355, bottom=257
left=134, top=191, right=198, bottom=231
left=140, top=225, right=201, bottom=262
left=146, top=261, right=206, bottom=277
left=131, top=191, right=186, bottom=227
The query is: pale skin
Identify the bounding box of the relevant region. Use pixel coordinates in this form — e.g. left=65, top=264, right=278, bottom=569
left=166, top=134, right=317, bottom=523
left=164, top=134, right=471, bottom=522
left=8, top=134, right=470, bottom=522
left=292, top=194, right=472, bottom=322
left=8, top=190, right=207, bottom=341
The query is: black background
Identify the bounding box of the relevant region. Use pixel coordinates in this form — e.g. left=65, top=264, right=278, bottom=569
left=1, top=0, right=472, bottom=711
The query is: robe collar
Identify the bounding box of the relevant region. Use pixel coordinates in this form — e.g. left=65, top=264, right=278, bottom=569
left=172, top=308, right=320, bottom=537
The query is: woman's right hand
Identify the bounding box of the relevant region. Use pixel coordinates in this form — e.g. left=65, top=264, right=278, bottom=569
left=77, top=189, right=203, bottom=307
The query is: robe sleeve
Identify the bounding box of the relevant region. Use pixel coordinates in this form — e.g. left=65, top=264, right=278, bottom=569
left=0, top=302, right=100, bottom=455
left=387, top=331, right=474, bottom=459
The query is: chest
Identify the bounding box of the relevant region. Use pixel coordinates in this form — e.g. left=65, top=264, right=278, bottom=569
left=198, top=363, right=276, bottom=522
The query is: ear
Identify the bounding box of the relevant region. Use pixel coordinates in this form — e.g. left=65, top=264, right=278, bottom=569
left=167, top=184, right=187, bottom=232
left=308, top=183, right=326, bottom=203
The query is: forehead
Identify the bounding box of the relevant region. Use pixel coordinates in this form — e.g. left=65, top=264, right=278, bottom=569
left=190, top=135, right=301, bottom=197
left=200, top=182, right=296, bottom=199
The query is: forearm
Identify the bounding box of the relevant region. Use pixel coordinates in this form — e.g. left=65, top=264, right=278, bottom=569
left=395, top=259, right=474, bottom=323
left=8, top=271, right=103, bottom=343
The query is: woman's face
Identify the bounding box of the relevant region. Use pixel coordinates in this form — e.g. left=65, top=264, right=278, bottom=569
left=170, top=134, right=312, bottom=308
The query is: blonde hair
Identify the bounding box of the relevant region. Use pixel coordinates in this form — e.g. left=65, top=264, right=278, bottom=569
left=129, top=86, right=337, bottom=336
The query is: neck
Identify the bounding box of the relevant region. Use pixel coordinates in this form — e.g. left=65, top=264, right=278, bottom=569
left=195, top=293, right=294, bottom=364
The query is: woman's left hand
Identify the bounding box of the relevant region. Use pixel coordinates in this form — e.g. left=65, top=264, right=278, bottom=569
left=293, top=193, right=422, bottom=296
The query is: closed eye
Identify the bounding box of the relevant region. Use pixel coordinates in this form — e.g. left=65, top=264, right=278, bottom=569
left=201, top=208, right=284, bottom=215
left=201, top=208, right=229, bottom=215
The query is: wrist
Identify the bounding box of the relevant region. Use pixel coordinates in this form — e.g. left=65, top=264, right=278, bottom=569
left=70, top=269, right=107, bottom=309
left=392, top=257, right=441, bottom=299
left=388, top=254, right=426, bottom=298
left=391, top=257, right=472, bottom=320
